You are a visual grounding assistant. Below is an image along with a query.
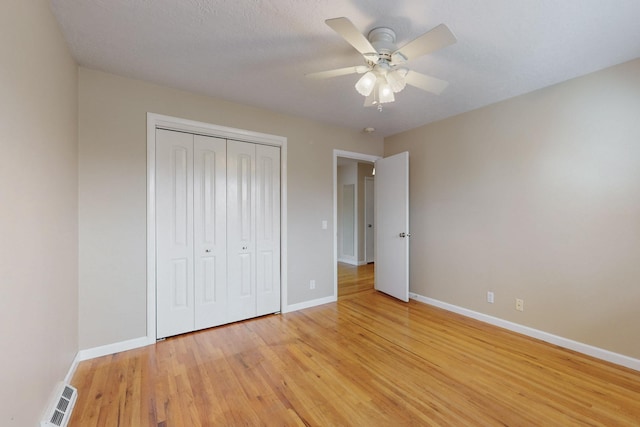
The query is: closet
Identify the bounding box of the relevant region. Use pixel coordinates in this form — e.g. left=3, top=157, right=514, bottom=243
left=155, top=128, right=280, bottom=339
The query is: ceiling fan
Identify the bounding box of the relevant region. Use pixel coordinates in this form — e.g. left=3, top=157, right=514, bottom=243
left=307, top=17, right=457, bottom=110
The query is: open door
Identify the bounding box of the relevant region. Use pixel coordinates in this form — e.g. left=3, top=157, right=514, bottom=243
left=374, top=151, right=409, bottom=302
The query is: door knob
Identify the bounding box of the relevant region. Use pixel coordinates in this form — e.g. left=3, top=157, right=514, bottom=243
left=205, top=249, right=211, bottom=253
left=368, top=224, right=372, bottom=228
left=399, top=232, right=411, bottom=238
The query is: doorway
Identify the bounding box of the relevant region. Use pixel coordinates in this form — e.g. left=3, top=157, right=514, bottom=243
left=337, top=262, right=375, bottom=298
left=333, top=150, right=380, bottom=299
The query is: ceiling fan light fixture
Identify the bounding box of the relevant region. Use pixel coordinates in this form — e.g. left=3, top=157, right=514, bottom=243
left=378, top=81, right=395, bottom=104
left=355, top=71, right=377, bottom=96
left=386, top=68, right=408, bottom=93
left=309, top=17, right=456, bottom=110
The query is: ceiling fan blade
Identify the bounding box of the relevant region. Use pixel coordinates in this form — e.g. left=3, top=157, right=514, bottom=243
left=394, top=24, right=456, bottom=61
left=325, top=17, right=377, bottom=56
left=404, top=70, right=449, bottom=95
left=306, top=65, right=369, bottom=79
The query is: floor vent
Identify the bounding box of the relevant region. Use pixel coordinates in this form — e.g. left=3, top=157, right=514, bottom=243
left=41, top=383, right=77, bottom=427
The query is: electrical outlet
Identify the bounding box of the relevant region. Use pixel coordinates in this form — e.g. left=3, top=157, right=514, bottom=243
left=309, top=280, right=316, bottom=290
left=487, top=291, right=494, bottom=304
left=516, top=298, right=524, bottom=311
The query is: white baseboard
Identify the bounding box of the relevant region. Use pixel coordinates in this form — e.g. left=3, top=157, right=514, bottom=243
left=64, top=352, right=81, bottom=383
left=77, top=336, right=155, bottom=362
left=338, top=259, right=368, bottom=266
left=283, top=295, right=336, bottom=313
left=409, top=292, right=640, bottom=372
left=72, top=296, right=337, bottom=362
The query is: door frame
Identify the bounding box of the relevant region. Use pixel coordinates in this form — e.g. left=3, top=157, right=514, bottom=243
left=364, top=176, right=375, bottom=264
left=147, top=113, right=287, bottom=341
left=333, top=150, right=381, bottom=298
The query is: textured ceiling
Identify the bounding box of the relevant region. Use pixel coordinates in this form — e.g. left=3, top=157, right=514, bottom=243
left=50, top=0, right=640, bottom=137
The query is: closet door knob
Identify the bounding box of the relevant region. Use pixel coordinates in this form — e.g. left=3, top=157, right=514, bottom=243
left=205, top=249, right=212, bottom=253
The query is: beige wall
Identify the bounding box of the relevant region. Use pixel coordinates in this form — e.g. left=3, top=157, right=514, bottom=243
left=78, top=68, right=383, bottom=349
left=0, top=1, right=78, bottom=425
left=385, top=59, right=640, bottom=359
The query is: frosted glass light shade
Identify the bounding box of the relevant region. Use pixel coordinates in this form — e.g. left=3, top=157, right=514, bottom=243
left=386, top=68, right=408, bottom=93
left=355, top=71, right=377, bottom=96
left=378, top=81, right=395, bottom=103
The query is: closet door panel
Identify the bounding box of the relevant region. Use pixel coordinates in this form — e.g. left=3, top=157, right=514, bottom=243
left=227, top=140, right=257, bottom=323
left=256, top=145, right=281, bottom=315
left=193, top=135, right=227, bottom=330
left=156, top=129, right=195, bottom=339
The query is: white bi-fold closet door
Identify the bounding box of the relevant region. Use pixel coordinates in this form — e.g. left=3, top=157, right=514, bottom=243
left=156, top=128, right=280, bottom=339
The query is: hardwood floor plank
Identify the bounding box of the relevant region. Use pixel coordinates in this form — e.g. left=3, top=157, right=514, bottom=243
left=69, top=266, right=640, bottom=426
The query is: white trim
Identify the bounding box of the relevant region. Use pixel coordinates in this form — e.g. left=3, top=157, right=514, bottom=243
left=147, top=113, right=288, bottom=341
left=283, top=295, right=337, bottom=313
left=409, top=292, right=640, bottom=372
left=150, top=113, right=286, bottom=146
left=280, top=138, right=288, bottom=311
left=337, top=258, right=368, bottom=267
left=146, top=115, right=157, bottom=345
left=333, top=150, right=382, bottom=299
left=64, top=352, right=81, bottom=384
left=77, top=336, right=154, bottom=362
left=334, top=149, right=380, bottom=164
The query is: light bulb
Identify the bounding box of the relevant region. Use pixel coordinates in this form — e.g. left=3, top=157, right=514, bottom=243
left=378, top=81, right=395, bottom=104
left=355, top=71, right=376, bottom=96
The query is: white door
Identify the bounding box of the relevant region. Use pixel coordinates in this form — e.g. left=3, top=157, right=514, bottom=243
left=227, top=140, right=257, bottom=323
left=374, top=151, right=409, bottom=302
left=157, top=132, right=281, bottom=338
left=364, top=176, right=375, bottom=264
left=256, top=144, right=281, bottom=316
left=193, top=135, right=227, bottom=330
left=156, top=129, right=195, bottom=338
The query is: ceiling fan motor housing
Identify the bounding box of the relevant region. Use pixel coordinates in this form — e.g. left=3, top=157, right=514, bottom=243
left=367, top=27, right=397, bottom=59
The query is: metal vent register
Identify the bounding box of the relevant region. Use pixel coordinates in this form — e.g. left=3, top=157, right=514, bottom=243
left=41, top=383, right=77, bottom=427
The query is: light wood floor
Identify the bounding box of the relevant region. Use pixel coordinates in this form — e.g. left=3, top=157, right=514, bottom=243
left=338, top=261, right=374, bottom=298
left=70, top=268, right=640, bottom=426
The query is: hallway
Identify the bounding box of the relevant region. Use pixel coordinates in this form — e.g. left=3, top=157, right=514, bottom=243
left=337, top=262, right=374, bottom=299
